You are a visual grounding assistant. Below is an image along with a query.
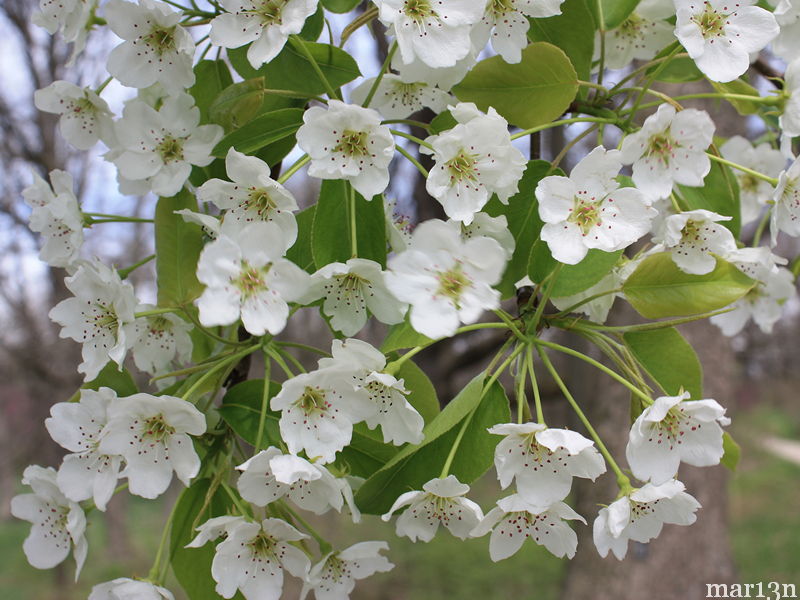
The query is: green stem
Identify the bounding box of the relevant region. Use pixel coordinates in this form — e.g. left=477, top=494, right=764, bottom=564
left=391, top=129, right=434, bottom=150
left=594, top=0, right=606, bottom=88
left=147, top=489, right=185, bottom=584
left=537, top=347, right=632, bottom=491
left=707, top=153, right=779, bottom=186
left=280, top=502, right=332, bottom=554
left=551, top=124, right=599, bottom=170
left=526, top=346, right=544, bottom=425
left=381, top=118, right=432, bottom=131
left=340, top=5, right=379, bottom=45
left=752, top=208, right=771, bottom=247
left=362, top=42, right=397, bottom=109
left=515, top=350, right=529, bottom=425
left=277, top=154, right=310, bottom=184
left=265, top=346, right=295, bottom=379
left=220, top=481, right=251, bottom=517
left=118, top=254, right=155, bottom=279
left=277, top=347, right=307, bottom=374
left=277, top=341, right=330, bottom=356
left=624, top=44, right=682, bottom=127
left=559, top=308, right=735, bottom=333
left=255, top=352, right=272, bottom=452
left=528, top=264, right=562, bottom=332
left=95, top=76, right=113, bottom=94
left=493, top=309, right=525, bottom=341
left=134, top=307, right=175, bottom=319
left=181, top=345, right=259, bottom=402
left=608, top=49, right=687, bottom=93
left=348, top=183, right=358, bottom=257
left=289, top=35, right=341, bottom=100
left=510, top=117, right=618, bottom=140
left=86, top=216, right=153, bottom=224
left=551, top=287, right=623, bottom=318
left=179, top=307, right=249, bottom=346
left=395, top=145, right=429, bottom=177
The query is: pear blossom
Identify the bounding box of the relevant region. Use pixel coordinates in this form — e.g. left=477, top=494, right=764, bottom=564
left=771, top=155, right=800, bottom=243
left=351, top=74, right=451, bottom=120
left=779, top=58, right=800, bottom=138
left=301, top=541, right=394, bottom=600
left=595, top=0, right=674, bottom=70
left=626, top=392, right=730, bottom=485
left=89, top=578, right=175, bottom=600
left=196, top=221, right=310, bottom=336
left=472, top=496, right=585, bottom=561
left=186, top=515, right=247, bottom=549
left=536, top=146, right=657, bottom=265
left=34, top=81, right=114, bottom=150
left=10, top=465, right=88, bottom=578
left=296, top=100, right=394, bottom=199
left=48, top=260, right=138, bottom=381
left=488, top=423, right=606, bottom=508
left=176, top=208, right=223, bottom=238
left=98, top=393, right=206, bottom=499
left=392, top=47, right=477, bottom=91
left=674, top=0, right=778, bottom=83
left=109, top=93, right=222, bottom=197
left=382, top=475, right=483, bottom=542
left=384, top=219, right=506, bottom=339
left=197, top=148, right=299, bottom=244
left=473, top=0, right=565, bottom=63
left=423, top=103, right=526, bottom=224
left=773, top=0, right=800, bottom=62
left=131, top=306, right=193, bottom=376
left=189, top=517, right=310, bottom=600
left=298, top=258, right=407, bottom=336
left=236, top=448, right=354, bottom=516
left=710, top=247, right=796, bottom=335
left=653, top=209, right=737, bottom=275
left=619, top=104, right=715, bottom=200
left=459, top=213, right=515, bottom=259
left=23, top=170, right=84, bottom=269
left=105, top=0, right=195, bottom=91
left=319, top=338, right=425, bottom=446
left=720, top=136, right=785, bottom=224
left=210, top=0, right=319, bottom=68
left=33, top=0, right=96, bottom=61
left=45, top=388, right=123, bottom=511
left=374, top=0, right=483, bottom=69
left=593, top=480, right=701, bottom=560
left=271, top=368, right=374, bottom=463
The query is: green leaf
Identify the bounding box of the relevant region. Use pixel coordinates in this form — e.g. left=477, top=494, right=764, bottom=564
left=429, top=110, right=456, bottom=134
left=212, top=108, right=303, bottom=157
left=452, top=42, right=579, bottom=129
left=311, top=180, right=387, bottom=268
left=189, top=60, right=233, bottom=125
left=155, top=190, right=205, bottom=307
left=622, top=253, right=755, bottom=319
left=534, top=249, right=624, bottom=298
left=649, top=45, right=703, bottom=83
left=601, top=0, right=640, bottom=28
left=208, top=78, right=266, bottom=132
left=354, top=374, right=510, bottom=514
left=721, top=432, right=741, bottom=471
left=396, top=359, right=440, bottom=424
left=82, top=362, right=138, bottom=397
left=381, top=319, right=434, bottom=353
left=321, top=0, right=361, bottom=12
left=711, top=80, right=763, bottom=115
left=285, top=205, right=316, bottom=272
left=527, top=0, right=597, bottom=84
left=170, top=479, right=243, bottom=600
left=677, top=160, right=741, bottom=237
left=623, top=327, right=703, bottom=400
left=299, top=5, right=324, bottom=40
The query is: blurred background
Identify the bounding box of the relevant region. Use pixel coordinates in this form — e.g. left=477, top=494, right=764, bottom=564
left=0, top=1, right=798, bottom=598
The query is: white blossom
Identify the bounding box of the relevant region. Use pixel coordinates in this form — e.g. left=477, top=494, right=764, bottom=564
left=296, top=100, right=394, bottom=199
left=298, top=258, right=406, bottom=337
left=48, top=260, right=138, bottom=381
left=489, top=422, right=606, bottom=509
left=593, top=480, right=701, bottom=560
left=674, top=0, right=778, bottom=82
left=301, top=541, right=394, bottom=600
left=374, top=0, right=483, bottom=69
left=720, top=136, right=785, bottom=224
left=472, top=496, right=585, bottom=561
left=771, top=155, right=800, bottom=242
left=23, top=170, right=84, bottom=269
left=109, top=93, right=222, bottom=197
left=45, top=388, right=123, bottom=511
left=210, top=0, right=319, bottom=68
left=34, top=81, right=114, bottom=150
left=105, top=0, right=195, bottom=91
left=653, top=209, right=737, bottom=275
left=626, top=392, right=730, bottom=484
left=536, top=146, right=657, bottom=264
left=385, top=219, right=506, bottom=339
left=10, top=465, right=87, bottom=578
left=271, top=368, right=374, bottom=463
left=351, top=74, right=450, bottom=120
left=382, top=475, right=483, bottom=542
left=196, top=221, right=310, bottom=336
left=423, top=103, right=526, bottom=224
left=131, top=306, right=193, bottom=376
left=33, top=0, right=96, bottom=62
left=595, top=0, right=674, bottom=70
left=98, top=393, right=206, bottom=499
left=619, top=104, right=715, bottom=200
left=459, top=213, right=515, bottom=259
left=773, top=0, right=800, bottom=62
left=89, top=578, right=175, bottom=600
left=392, top=46, right=477, bottom=91
left=779, top=58, right=800, bottom=138
left=473, top=0, right=565, bottom=63
left=197, top=148, right=299, bottom=244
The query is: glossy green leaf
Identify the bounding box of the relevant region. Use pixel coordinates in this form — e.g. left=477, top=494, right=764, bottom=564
left=354, top=374, right=510, bottom=514
left=429, top=110, right=456, bottom=134
left=601, top=0, right=640, bottom=28
left=648, top=45, right=703, bottom=83
left=208, top=78, right=266, bottom=132
left=212, top=108, right=303, bottom=157
left=381, top=319, right=434, bottom=353
left=189, top=60, right=233, bottom=125
left=321, top=0, right=361, bottom=12
left=300, top=5, right=324, bottom=40
left=711, top=79, right=763, bottom=115
left=527, top=0, right=597, bottom=83
left=623, top=327, right=703, bottom=400
left=285, top=205, right=316, bottom=272
left=452, top=42, right=579, bottom=129
left=721, top=432, right=741, bottom=471
left=311, top=180, right=387, bottom=268
left=622, top=253, right=755, bottom=319
left=532, top=248, right=624, bottom=298
left=396, top=359, right=440, bottom=424
left=155, top=190, right=205, bottom=307
left=677, top=160, right=741, bottom=237
left=82, top=362, right=138, bottom=397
